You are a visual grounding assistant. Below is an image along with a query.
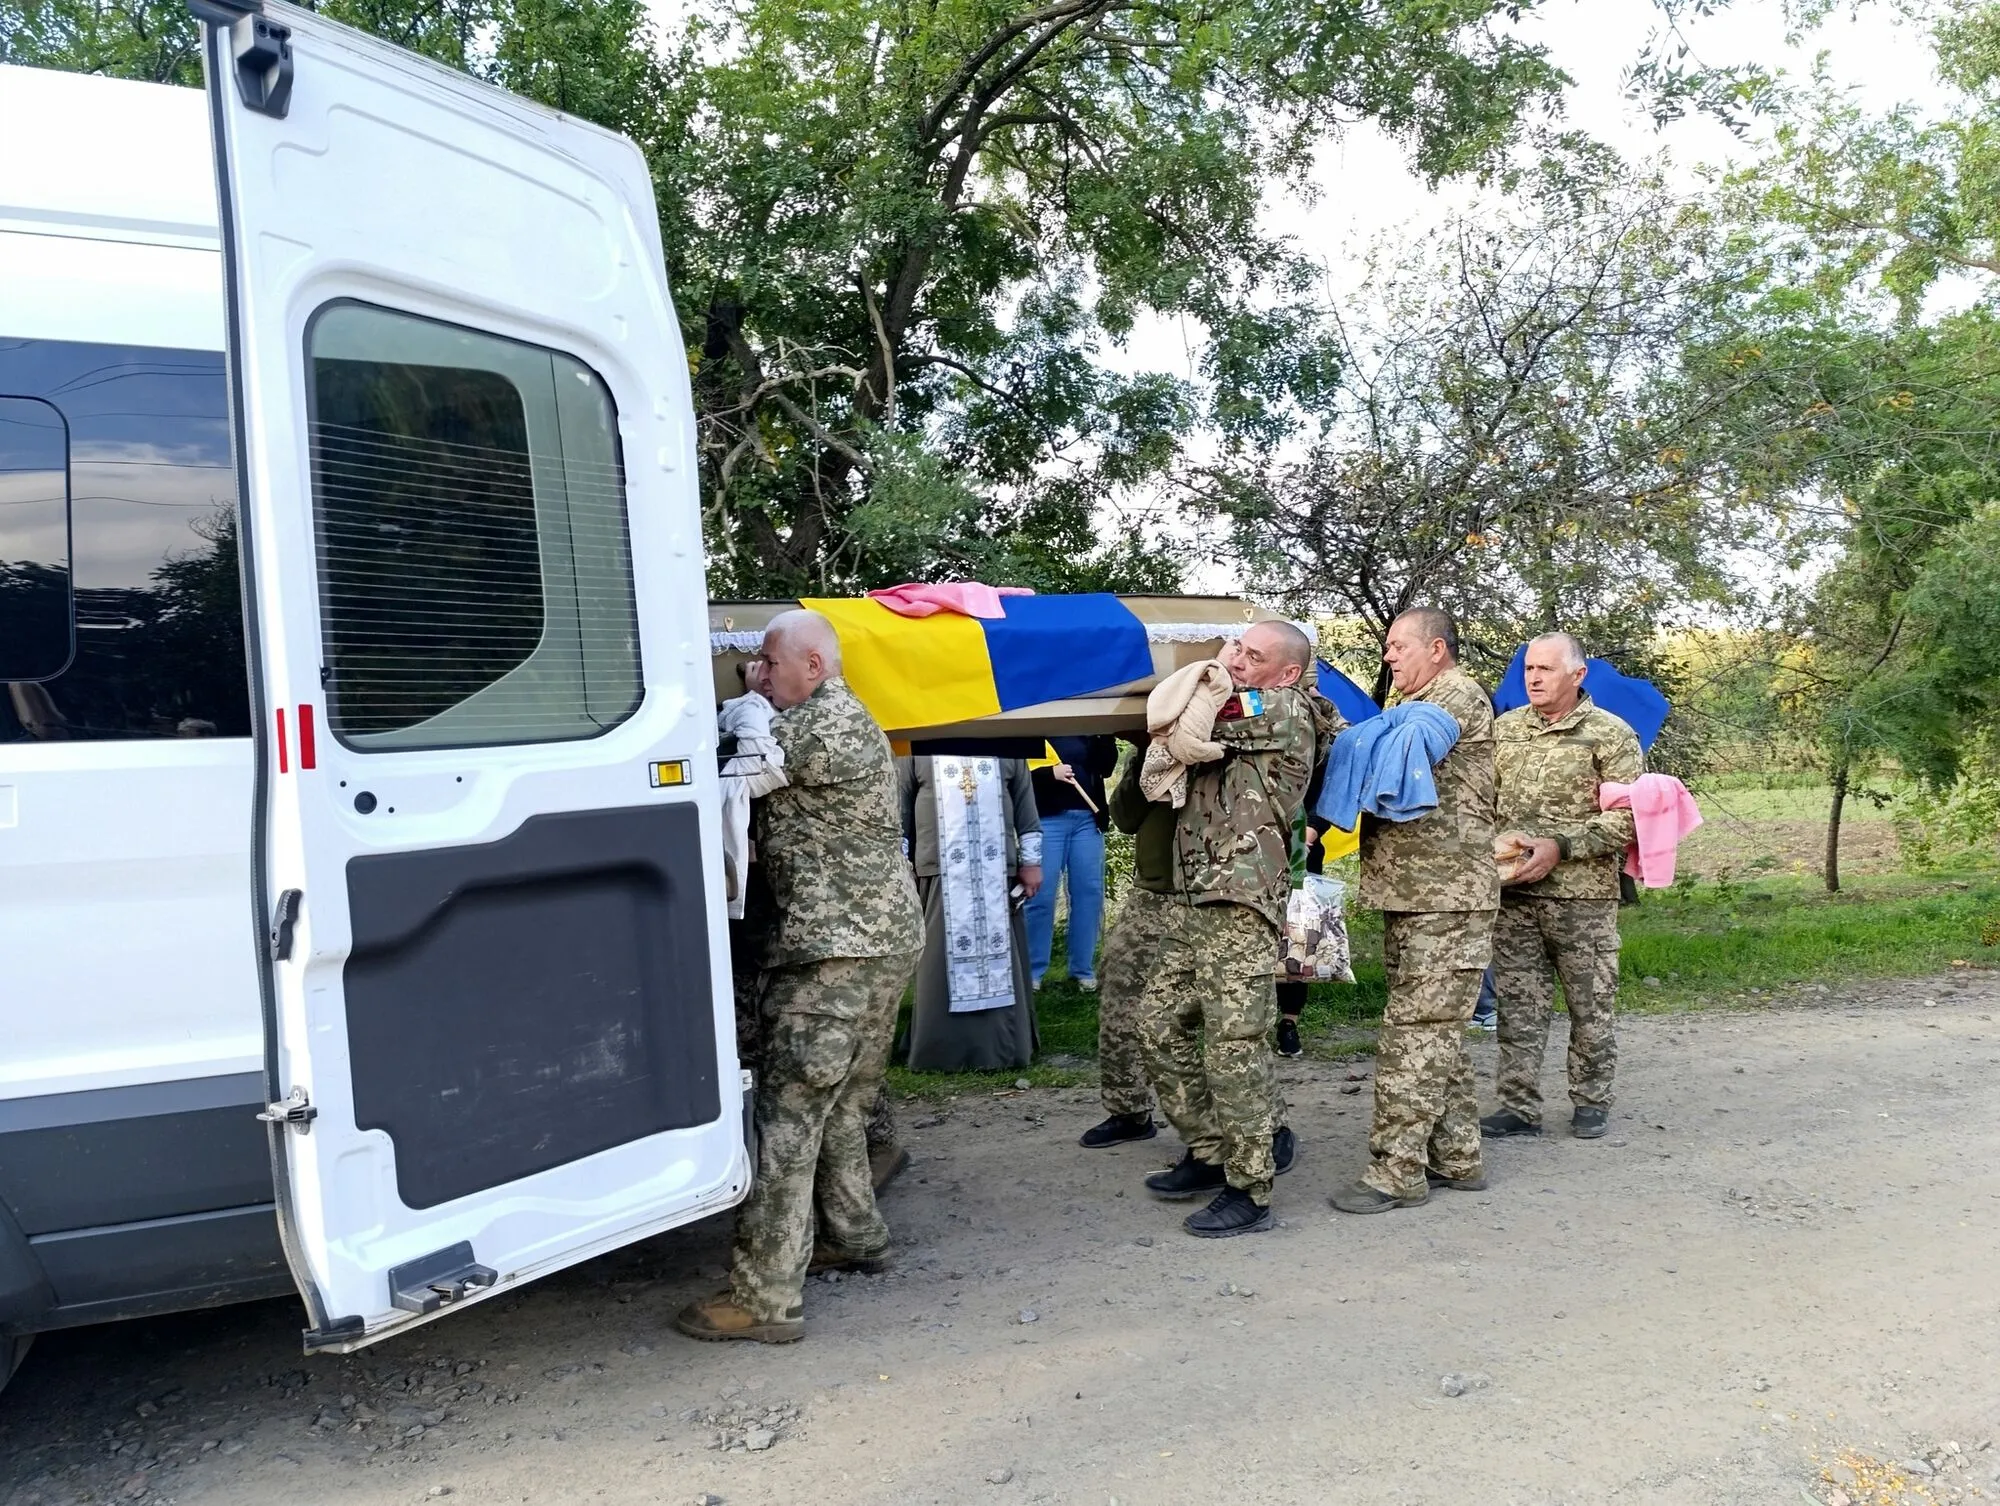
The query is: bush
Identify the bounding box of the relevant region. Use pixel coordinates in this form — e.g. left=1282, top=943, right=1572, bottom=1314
left=1896, top=727, right=2000, bottom=869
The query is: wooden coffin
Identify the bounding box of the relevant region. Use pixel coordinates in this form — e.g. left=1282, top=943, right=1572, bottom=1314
left=708, top=595, right=1286, bottom=740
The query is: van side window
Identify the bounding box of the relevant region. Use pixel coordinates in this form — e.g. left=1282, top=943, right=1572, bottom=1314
left=0, top=396, right=73, bottom=684
left=306, top=303, right=642, bottom=751
left=0, top=340, right=248, bottom=743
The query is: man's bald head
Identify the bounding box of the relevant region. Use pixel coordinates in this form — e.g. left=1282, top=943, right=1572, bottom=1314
left=759, top=608, right=842, bottom=709
left=1223, top=619, right=1313, bottom=690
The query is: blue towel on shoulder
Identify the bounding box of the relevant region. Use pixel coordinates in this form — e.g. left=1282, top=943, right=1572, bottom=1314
left=1314, top=702, right=1461, bottom=830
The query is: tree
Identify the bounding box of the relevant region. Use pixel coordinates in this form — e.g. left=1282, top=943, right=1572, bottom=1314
left=1217, top=152, right=1775, bottom=699
left=651, top=0, right=1569, bottom=596
left=5, top=0, right=1575, bottom=596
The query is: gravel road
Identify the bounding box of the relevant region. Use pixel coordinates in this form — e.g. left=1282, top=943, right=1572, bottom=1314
left=5, top=977, right=1999, bottom=1506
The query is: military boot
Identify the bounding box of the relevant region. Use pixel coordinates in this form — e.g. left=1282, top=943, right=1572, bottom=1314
left=1571, top=1106, right=1609, bottom=1139
left=672, top=1293, right=804, bottom=1345
left=1330, top=1179, right=1428, bottom=1214
left=1425, top=1166, right=1489, bottom=1191
left=869, top=1144, right=912, bottom=1193
left=808, top=1243, right=892, bottom=1276
left=1183, top=1186, right=1273, bottom=1238
left=1144, top=1151, right=1226, bottom=1201
left=1478, top=1110, right=1541, bottom=1139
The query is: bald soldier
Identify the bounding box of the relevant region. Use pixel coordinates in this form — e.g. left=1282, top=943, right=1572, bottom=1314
left=676, top=610, right=923, bottom=1344
left=1481, top=633, right=1644, bottom=1141
left=1139, top=620, right=1336, bottom=1237
left=1332, top=607, right=1499, bottom=1214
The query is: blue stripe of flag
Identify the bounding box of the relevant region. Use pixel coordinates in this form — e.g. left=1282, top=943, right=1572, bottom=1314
left=982, top=594, right=1155, bottom=710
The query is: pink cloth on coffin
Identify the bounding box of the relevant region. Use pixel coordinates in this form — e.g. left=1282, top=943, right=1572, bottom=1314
left=1597, top=773, right=1702, bottom=888
left=864, top=582, right=1035, bottom=619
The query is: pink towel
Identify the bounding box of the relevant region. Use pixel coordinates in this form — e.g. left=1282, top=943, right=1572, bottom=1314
left=1598, top=774, right=1702, bottom=888
left=865, top=582, right=1035, bottom=619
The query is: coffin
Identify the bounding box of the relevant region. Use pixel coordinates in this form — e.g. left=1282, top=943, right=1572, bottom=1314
left=708, top=595, right=1287, bottom=741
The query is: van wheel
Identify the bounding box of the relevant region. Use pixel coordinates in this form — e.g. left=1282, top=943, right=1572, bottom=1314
left=0, top=1335, right=32, bottom=1397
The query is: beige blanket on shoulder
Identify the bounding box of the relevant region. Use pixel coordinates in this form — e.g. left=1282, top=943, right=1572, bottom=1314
left=1141, top=659, right=1233, bottom=808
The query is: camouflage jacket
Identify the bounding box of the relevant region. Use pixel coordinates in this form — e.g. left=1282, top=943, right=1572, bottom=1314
left=746, top=677, right=924, bottom=969
left=1358, top=666, right=1500, bottom=914
left=1494, top=695, right=1644, bottom=902
left=1170, top=684, right=1339, bottom=927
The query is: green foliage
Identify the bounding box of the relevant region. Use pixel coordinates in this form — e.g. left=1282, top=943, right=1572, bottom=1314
left=1895, top=725, right=2000, bottom=865
left=654, top=0, right=1568, bottom=597
left=0, top=0, right=199, bottom=82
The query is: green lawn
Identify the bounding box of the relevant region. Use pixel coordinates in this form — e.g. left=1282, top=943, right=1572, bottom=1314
left=885, top=866, right=2000, bottom=1097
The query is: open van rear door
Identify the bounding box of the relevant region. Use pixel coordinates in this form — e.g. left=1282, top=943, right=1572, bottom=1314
left=194, top=0, right=746, bottom=1350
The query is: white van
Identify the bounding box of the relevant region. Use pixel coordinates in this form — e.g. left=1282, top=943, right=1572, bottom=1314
left=0, top=2, right=748, bottom=1388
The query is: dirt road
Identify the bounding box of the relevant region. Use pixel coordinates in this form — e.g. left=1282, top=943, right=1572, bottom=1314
left=6, top=979, right=2000, bottom=1506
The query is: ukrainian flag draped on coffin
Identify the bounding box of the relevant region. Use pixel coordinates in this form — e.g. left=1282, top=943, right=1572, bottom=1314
left=798, top=594, right=1155, bottom=732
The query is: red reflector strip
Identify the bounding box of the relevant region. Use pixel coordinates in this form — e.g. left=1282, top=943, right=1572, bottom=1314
left=275, top=708, right=290, bottom=774
left=298, top=703, right=317, bottom=770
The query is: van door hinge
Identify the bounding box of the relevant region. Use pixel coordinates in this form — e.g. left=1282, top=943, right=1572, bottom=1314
left=257, top=1087, right=316, bottom=1130
left=228, top=12, right=293, bottom=118
left=388, top=1242, right=498, bottom=1316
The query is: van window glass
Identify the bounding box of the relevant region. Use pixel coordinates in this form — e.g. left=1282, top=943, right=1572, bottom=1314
left=307, top=304, right=641, bottom=750
left=0, top=396, right=73, bottom=683
left=0, top=339, right=247, bottom=744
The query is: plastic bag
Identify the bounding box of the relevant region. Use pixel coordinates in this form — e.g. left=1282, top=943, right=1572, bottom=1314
left=1276, top=874, right=1354, bottom=983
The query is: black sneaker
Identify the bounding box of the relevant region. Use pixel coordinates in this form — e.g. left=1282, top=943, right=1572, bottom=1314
left=1273, top=1125, right=1299, bottom=1175
left=1184, top=1187, right=1273, bottom=1238
left=1144, top=1151, right=1227, bottom=1201
left=1478, top=1111, right=1542, bottom=1139
left=1571, top=1106, right=1609, bottom=1139
left=1275, top=1017, right=1303, bottom=1058
left=1079, top=1113, right=1158, bottom=1149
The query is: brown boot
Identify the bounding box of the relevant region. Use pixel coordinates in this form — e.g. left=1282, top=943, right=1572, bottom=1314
left=869, top=1144, right=911, bottom=1194
left=672, top=1292, right=804, bottom=1345
left=808, top=1243, right=892, bottom=1275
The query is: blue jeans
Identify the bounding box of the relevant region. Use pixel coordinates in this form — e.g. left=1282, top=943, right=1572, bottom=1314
left=1024, top=810, right=1106, bottom=983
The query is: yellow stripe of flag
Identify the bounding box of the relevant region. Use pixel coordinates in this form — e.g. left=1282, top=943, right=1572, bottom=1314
left=800, top=598, right=1001, bottom=733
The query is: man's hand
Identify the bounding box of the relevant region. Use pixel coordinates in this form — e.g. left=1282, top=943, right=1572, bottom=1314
left=1304, top=825, right=1321, bottom=848
left=1017, top=864, right=1044, bottom=900
left=1507, top=834, right=1563, bottom=885
left=1052, top=762, right=1077, bottom=784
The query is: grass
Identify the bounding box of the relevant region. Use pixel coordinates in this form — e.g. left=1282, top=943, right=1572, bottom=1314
left=884, top=864, right=2000, bottom=1096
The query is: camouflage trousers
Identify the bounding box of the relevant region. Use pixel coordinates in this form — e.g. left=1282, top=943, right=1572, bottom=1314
left=1493, top=896, right=1620, bottom=1124
left=1362, top=909, right=1494, bottom=1199
left=730, top=949, right=920, bottom=1323
left=1136, top=901, right=1280, bottom=1204
left=1096, top=887, right=1176, bottom=1117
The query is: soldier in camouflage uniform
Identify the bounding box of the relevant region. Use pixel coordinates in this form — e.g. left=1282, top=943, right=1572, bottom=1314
left=1138, top=621, right=1336, bottom=1237
left=1482, top=633, right=1643, bottom=1141
left=676, top=611, right=923, bottom=1345
left=1332, top=607, right=1500, bottom=1214
left=1076, top=738, right=1172, bottom=1146
left=1086, top=738, right=1306, bottom=1162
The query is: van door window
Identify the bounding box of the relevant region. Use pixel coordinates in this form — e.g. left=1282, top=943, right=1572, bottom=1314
left=306, top=303, right=642, bottom=752
left=0, top=395, right=73, bottom=687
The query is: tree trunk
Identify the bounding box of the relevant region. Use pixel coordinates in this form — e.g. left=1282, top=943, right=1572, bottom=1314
left=1824, top=761, right=1849, bottom=894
